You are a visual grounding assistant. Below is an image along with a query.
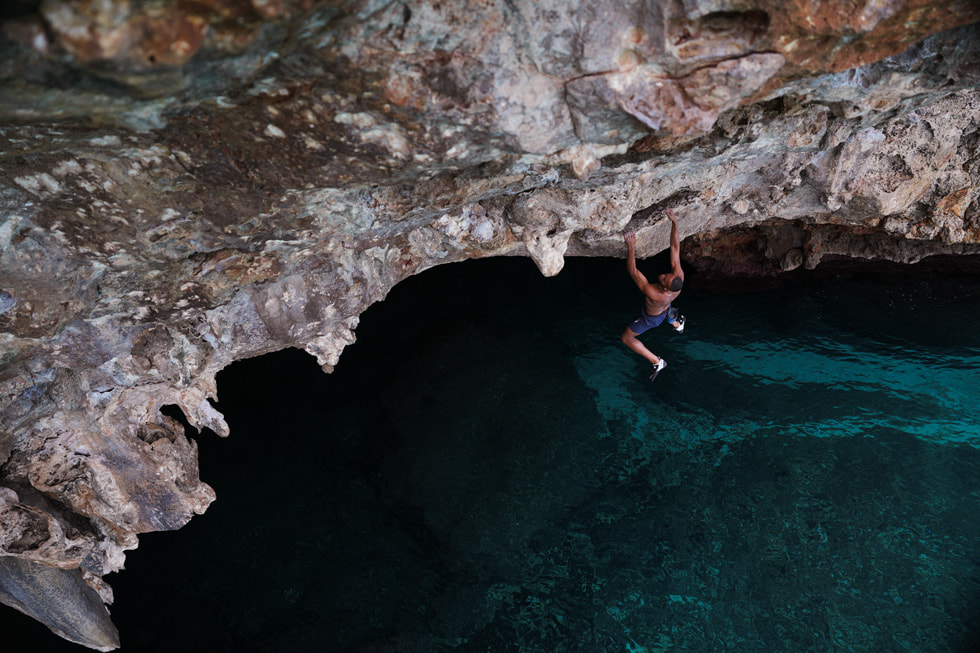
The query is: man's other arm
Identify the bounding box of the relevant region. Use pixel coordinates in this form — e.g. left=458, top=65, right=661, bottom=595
left=665, top=209, right=684, bottom=280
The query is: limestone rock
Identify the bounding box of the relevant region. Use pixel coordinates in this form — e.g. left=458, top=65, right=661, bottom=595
left=1, top=0, right=979, bottom=648
left=0, top=556, right=119, bottom=651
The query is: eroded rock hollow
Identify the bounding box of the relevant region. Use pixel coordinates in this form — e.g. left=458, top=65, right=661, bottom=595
left=1, top=0, right=979, bottom=648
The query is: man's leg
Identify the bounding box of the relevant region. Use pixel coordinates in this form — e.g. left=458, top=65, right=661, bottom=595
left=621, top=327, right=661, bottom=365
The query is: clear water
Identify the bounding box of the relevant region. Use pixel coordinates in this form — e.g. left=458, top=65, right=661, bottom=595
left=5, top=257, right=980, bottom=652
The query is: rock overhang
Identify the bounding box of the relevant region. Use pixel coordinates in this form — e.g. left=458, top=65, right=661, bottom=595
left=1, top=0, right=980, bottom=648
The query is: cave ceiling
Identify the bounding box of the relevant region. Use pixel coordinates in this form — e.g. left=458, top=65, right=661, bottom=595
left=0, top=0, right=979, bottom=648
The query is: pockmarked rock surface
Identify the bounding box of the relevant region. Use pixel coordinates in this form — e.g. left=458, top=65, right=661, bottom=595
left=0, top=0, right=979, bottom=647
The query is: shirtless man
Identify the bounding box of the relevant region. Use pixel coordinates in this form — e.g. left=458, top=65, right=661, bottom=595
left=620, top=208, right=685, bottom=381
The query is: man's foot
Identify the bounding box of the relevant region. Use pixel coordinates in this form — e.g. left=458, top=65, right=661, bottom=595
left=673, top=315, right=686, bottom=333
left=649, top=358, right=667, bottom=381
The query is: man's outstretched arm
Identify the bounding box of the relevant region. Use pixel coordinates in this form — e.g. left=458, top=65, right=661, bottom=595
left=623, top=231, right=651, bottom=292
left=665, top=209, right=684, bottom=279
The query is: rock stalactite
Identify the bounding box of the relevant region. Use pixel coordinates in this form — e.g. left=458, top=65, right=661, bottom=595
left=0, top=0, right=979, bottom=648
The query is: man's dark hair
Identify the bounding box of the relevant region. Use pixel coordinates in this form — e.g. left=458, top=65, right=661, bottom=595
left=669, top=276, right=683, bottom=292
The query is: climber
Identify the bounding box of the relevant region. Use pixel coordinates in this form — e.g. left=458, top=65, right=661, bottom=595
left=620, top=208, right=686, bottom=381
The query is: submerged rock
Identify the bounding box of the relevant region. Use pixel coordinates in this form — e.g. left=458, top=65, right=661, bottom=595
left=0, top=0, right=979, bottom=647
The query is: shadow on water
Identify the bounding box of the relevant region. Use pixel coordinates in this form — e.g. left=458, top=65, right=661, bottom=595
left=5, top=256, right=980, bottom=652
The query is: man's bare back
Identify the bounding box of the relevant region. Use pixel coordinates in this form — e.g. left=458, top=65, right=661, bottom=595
left=639, top=272, right=679, bottom=316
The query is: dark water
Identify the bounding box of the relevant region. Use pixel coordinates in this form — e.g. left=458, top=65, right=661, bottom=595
left=6, top=257, right=980, bottom=652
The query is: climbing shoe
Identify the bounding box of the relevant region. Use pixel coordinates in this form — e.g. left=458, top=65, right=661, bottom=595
left=649, top=358, right=667, bottom=381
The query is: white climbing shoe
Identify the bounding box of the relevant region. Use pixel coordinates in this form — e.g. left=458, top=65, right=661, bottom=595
left=649, top=358, right=667, bottom=381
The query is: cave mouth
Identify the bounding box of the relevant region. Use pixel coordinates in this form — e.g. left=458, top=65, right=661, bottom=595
left=9, top=256, right=980, bottom=651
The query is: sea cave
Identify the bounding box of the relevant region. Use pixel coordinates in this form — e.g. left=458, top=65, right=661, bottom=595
left=1, top=0, right=980, bottom=650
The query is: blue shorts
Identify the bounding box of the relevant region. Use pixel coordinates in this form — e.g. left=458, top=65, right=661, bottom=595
left=628, top=304, right=677, bottom=335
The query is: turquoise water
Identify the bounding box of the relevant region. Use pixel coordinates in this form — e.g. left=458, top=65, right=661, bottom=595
left=4, top=257, right=980, bottom=651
